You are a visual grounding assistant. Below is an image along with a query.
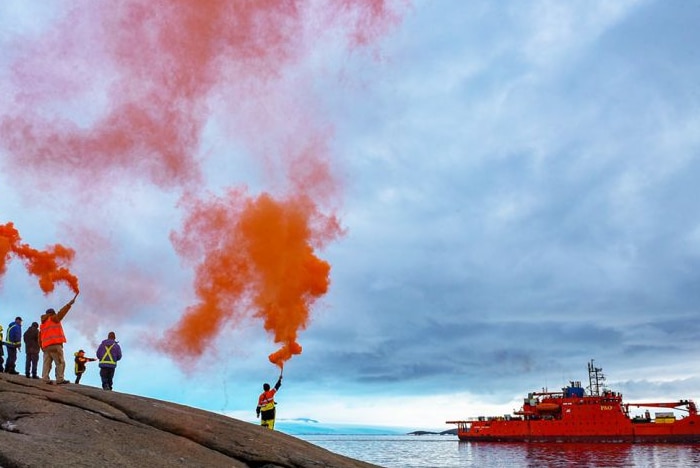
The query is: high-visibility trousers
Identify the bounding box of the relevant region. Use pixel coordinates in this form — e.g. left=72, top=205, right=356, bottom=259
left=260, top=407, right=276, bottom=430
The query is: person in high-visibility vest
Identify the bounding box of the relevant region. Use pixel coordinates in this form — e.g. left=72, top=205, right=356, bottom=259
left=74, top=349, right=97, bottom=384
left=40, top=294, right=78, bottom=384
left=4, top=316, right=23, bottom=374
left=96, top=331, right=122, bottom=391
left=256, top=374, right=283, bottom=430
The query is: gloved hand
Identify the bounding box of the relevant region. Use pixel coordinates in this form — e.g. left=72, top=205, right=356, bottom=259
left=256, top=410, right=260, bottom=418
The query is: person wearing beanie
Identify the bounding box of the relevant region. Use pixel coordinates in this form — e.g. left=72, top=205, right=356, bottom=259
left=96, top=331, right=122, bottom=391
left=23, top=321, right=40, bottom=378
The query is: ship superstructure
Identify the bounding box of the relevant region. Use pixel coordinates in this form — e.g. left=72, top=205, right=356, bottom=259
left=447, top=360, right=700, bottom=442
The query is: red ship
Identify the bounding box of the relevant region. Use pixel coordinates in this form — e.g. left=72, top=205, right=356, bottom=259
left=447, top=360, right=700, bottom=443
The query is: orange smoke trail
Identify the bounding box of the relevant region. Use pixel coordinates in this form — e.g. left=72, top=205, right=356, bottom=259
left=1, top=0, right=406, bottom=368
left=0, top=1, right=404, bottom=188
left=0, top=222, right=80, bottom=294
left=161, top=190, right=342, bottom=368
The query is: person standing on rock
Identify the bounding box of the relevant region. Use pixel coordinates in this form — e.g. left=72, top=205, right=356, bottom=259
left=256, top=374, right=283, bottom=430
left=5, top=316, right=23, bottom=374
left=74, top=349, right=97, bottom=384
left=0, top=323, right=4, bottom=373
left=96, top=331, right=122, bottom=390
left=23, top=321, right=40, bottom=378
left=40, top=293, right=78, bottom=385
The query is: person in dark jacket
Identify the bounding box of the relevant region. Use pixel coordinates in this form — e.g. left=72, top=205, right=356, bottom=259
left=23, top=322, right=40, bottom=378
left=74, top=349, right=97, bottom=384
left=96, top=331, right=122, bottom=391
left=0, top=323, right=4, bottom=373
left=5, top=317, right=23, bottom=374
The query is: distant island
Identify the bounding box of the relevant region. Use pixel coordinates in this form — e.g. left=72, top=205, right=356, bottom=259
left=408, top=429, right=458, bottom=436
left=275, top=419, right=454, bottom=436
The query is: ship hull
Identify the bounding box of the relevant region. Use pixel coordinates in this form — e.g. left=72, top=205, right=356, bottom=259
left=448, top=361, right=700, bottom=443
left=457, top=434, right=700, bottom=443
left=454, top=416, right=700, bottom=443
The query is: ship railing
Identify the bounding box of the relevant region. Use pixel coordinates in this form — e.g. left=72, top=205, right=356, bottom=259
left=447, top=415, right=521, bottom=423
left=530, top=391, right=565, bottom=397
left=445, top=420, right=472, bottom=431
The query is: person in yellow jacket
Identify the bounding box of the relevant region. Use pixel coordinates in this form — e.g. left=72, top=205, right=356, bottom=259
left=256, top=374, right=283, bottom=430
left=40, top=293, right=78, bottom=384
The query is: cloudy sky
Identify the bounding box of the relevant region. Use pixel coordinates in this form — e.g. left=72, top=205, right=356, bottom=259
left=2, top=0, right=700, bottom=431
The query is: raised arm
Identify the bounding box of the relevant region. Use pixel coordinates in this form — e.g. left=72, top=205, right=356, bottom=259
left=56, top=293, right=79, bottom=321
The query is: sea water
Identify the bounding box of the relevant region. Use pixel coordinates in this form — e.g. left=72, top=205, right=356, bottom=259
left=298, top=434, right=700, bottom=467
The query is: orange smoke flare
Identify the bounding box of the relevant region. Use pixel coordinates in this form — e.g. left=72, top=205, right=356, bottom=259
left=0, top=222, right=80, bottom=294
left=0, top=0, right=405, bottom=369
left=160, top=190, right=341, bottom=368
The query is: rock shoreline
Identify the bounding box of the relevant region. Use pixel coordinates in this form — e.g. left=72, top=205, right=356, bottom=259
left=0, top=373, right=379, bottom=467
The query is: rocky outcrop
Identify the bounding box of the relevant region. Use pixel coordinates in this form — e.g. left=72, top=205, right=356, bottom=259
left=0, top=373, right=378, bottom=467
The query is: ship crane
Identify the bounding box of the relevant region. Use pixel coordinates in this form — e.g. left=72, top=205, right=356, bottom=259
left=625, top=400, right=697, bottom=415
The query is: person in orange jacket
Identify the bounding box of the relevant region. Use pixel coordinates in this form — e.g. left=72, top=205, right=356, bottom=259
left=40, top=293, right=78, bottom=384
left=256, top=374, right=282, bottom=430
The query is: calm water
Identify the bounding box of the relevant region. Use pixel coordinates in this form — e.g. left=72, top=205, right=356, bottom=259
left=298, top=434, right=700, bottom=467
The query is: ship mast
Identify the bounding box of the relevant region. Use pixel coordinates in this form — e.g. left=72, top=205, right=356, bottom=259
left=587, top=359, right=606, bottom=396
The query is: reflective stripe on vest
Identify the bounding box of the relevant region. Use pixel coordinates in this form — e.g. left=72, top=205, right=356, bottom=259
left=7, top=323, right=21, bottom=346
left=100, top=344, right=116, bottom=365
left=40, top=320, right=66, bottom=348
left=258, top=390, right=276, bottom=411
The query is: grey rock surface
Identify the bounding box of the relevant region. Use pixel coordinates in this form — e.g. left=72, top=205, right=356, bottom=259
left=0, top=373, right=379, bottom=467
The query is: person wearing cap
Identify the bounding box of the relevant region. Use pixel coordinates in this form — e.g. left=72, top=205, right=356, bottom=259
left=73, top=349, right=96, bottom=384
left=23, top=321, right=40, bottom=378
left=40, top=294, right=78, bottom=385
left=96, top=331, right=122, bottom=391
left=4, top=316, right=23, bottom=374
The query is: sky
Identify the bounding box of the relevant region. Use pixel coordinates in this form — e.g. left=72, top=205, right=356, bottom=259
left=2, top=0, right=700, bottom=432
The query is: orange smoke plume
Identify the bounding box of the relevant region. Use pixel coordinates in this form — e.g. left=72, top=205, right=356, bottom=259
left=160, top=190, right=341, bottom=368
left=0, top=0, right=405, bottom=369
left=0, top=222, right=80, bottom=294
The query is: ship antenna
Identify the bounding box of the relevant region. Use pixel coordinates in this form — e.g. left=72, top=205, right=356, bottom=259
left=587, top=359, right=605, bottom=396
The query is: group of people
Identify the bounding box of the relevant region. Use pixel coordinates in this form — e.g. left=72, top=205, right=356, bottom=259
left=0, top=294, right=123, bottom=391
left=3, top=294, right=284, bottom=427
